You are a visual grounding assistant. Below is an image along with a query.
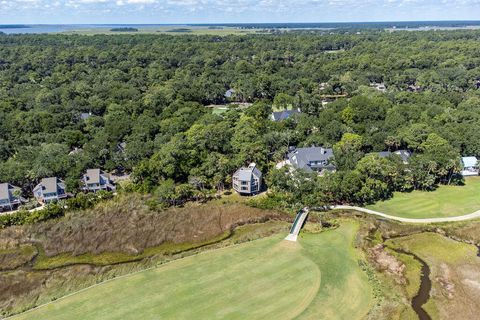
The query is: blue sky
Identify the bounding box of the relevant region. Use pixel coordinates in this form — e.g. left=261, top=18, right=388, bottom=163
left=2, top=0, right=480, bottom=24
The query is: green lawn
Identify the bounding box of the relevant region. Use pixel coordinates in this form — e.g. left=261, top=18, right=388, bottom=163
left=367, top=177, right=480, bottom=219
left=12, top=222, right=372, bottom=320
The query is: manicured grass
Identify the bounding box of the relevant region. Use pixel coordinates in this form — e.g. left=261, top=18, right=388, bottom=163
left=297, top=222, right=373, bottom=319
left=12, top=222, right=372, bottom=320
left=367, top=177, right=480, bottom=218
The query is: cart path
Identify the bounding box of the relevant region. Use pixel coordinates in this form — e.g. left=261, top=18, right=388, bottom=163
left=332, top=205, right=480, bottom=224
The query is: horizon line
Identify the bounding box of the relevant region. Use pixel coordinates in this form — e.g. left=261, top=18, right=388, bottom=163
left=3, top=19, right=480, bottom=26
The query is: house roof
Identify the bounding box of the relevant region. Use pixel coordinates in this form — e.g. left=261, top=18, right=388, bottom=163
left=271, top=109, right=301, bottom=121
left=43, top=177, right=60, bottom=193
left=224, top=89, right=235, bottom=98
left=0, top=183, right=10, bottom=200
left=462, top=157, right=478, bottom=167
left=85, top=169, right=101, bottom=184
left=287, top=147, right=334, bottom=172
left=234, top=163, right=262, bottom=181
left=378, top=150, right=412, bottom=163
left=80, top=112, right=92, bottom=120
left=34, top=177, right=64, bottom=194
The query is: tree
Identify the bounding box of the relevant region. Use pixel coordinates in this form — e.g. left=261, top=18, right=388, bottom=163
left=333, top=133, right=365, bottom=171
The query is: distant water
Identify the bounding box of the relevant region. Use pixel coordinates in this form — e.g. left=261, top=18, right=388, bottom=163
left=2, top=21, right=480, bottom=34
left=0, top=24, right=177, bottom=34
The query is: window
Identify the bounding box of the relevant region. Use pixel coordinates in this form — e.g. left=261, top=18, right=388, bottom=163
left=241, top=187, right=248, bottom=191
left=241, top=181, right=248, bottom=185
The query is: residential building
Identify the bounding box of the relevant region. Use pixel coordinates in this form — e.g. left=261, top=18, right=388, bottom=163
left=287, top=147, right=335, bottom=173
left=378, top=150, right=412, bottom=164
left=0, top=183, right=23, bottom=212
left=80, top=112, right=92, bottom=121
left=224, top=88, right=235, bottom=98
left=232, top=163, right=262, bottom=195
left=33, top=177, right=68, bottom=204
left=407, top=84, right=423, bottom=92
left=271, top=109, right=301, bottom=121
left=370, top=82, right=387, bottom=92
left=82, top=169, right=116, bottom=192
left=461, top=157, right=479, bottom=176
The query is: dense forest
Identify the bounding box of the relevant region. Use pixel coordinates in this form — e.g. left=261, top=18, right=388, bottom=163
left=1, top=30, right=480, bottom=207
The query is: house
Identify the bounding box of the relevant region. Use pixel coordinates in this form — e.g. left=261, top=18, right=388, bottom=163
left=378, top=150, right=412, bottom=164
left=475, top=80, right=480, bottom=90
left=33, top=177, right=68, bottom=204
left=407, top=84, right=422, bottom=92
left=82, top=169, right=116, bottom=192
left=461, top=157, right=479, bottom=176
left=370, top=82, right=387, bottom=93
left=232, top=163, right=262, bottom=195
left=271, top=109, right=301, bottom=121
left=224, top=88, right=235, bottom=99
left=0, top=183, right=23, bottom=212
left=80, top=112, right=92, bottom=121
left=287, top=147, right=335, bottom=174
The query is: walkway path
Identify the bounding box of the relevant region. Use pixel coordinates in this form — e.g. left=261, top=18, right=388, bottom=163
left=0, top=204, right=45, bottom=217
left=332, top=205, right=480, bottom=224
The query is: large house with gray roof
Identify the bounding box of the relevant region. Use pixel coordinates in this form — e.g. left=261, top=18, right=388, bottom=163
left=287, top=147, right=336, bottom=174
left=377, top=150, right=412, bottom=164
left=232, top=163, right=262, bottom=195
left=82, top=169, right=116, bottom=192
left=33, top=177, right=68, bottom=204
left=0, top=183, right=23, bottom=212
left=271, top=109, right=301, bottom=122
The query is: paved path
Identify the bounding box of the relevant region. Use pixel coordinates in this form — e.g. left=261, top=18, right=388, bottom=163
left=0, top=205, right=45, bottom=217
left=332, top=205, right=480, bottom=224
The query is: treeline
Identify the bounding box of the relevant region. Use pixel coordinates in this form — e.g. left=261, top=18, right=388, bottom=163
left=0, top=31, right=479, bottom=205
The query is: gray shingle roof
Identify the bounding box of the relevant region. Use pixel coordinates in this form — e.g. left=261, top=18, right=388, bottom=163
left=85, top=169, right=101, bottom=184
left=234, top=163, right=262, bottom=181
left=271, top=109, right=301, bottom=121
left=377, top=150, right=412, bottom=163
left=34, top=177, right=64, bottom=194
left=42, top=177, right=59, bottom=193
left=287, top=147, right=334, bottom=172
left=225, top=89, right=235, bottom=98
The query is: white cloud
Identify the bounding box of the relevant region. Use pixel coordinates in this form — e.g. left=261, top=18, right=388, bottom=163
left=2, top=0, right=480, bottom=23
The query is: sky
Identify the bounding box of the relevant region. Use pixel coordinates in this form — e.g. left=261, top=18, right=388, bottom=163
left=1, top=0, right=480, bottom=24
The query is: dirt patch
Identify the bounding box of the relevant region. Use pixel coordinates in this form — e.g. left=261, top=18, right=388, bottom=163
left=435, top=264, right=455, bottom=299
left=369, top=244, right=406, bottom=284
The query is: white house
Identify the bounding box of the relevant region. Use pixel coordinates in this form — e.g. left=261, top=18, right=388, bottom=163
left=33, top=177, right=68, bottom=204
left=0, top=183, right=23, bottom=212
left=82, top=169, right=116, bottom=192
left=461, top=157, right=479, bottom=176
left=232, top=163, right=262, bottom=195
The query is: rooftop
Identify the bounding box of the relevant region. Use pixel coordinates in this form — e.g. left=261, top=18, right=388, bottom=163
left=271, top=109, right=301, bottom=121
left=85, top=169, right=101, bottom=184
left=288, top=147, right=334, bottom=172
left=235, top=163, right=262, bottom=181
